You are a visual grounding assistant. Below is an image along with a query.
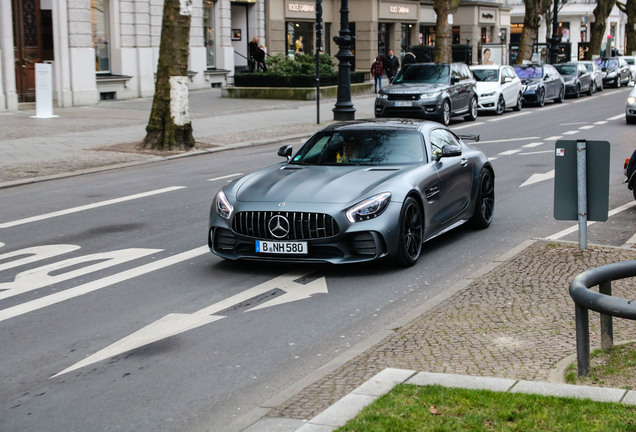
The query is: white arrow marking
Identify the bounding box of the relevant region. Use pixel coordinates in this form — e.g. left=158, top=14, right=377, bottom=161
left=520, top=169, right=554, bottom=188
left=52, top=270, right=328, bottom=378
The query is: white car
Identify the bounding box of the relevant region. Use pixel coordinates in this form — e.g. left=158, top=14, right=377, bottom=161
left=622, top=56, right=636, bottom=82
left=469, top=64, right=523, bottom=115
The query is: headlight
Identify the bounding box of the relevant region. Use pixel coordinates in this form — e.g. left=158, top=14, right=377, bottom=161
left=607, top=71, right=617, bottom=78
left=628, top=97, right=636, bottom=104
left=215, top=189, right=234, bottom=219
left=377, top=93, right=388, bottom=99
left=346, top=192, right=391, bottom=223
left=420, top=91, right=441, bottom=99
left=526, top=83, right=539, bottom=90
left=480, top=91, right=496, bottom=97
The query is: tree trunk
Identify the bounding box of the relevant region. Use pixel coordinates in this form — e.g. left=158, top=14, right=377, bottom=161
left=516, top=0, right=542, bottom=64
left=617, top=0, right=636, bottom=55
left=586, top=0, right=617, bottom=60
left=143, top=0, right=195, bottom=151
left=433, top=0, right=461, bottom=63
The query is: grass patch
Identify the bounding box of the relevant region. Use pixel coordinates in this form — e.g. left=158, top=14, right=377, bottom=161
left=565, top=342, right=636, bottom=390
left=335, top=384, right=636, bottom=432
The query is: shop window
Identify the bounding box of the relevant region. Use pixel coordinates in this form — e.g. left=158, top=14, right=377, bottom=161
left=204, top=1, right=216, bottom=68
left=91, top=0, right=110, bottom=73
left=378, top=23, right=388, bottom=57
left=452, top=26, right=460, bottom=45
left=401, top=23, right=413, bottom=56
left=287, top=21, right=314, bottom=55
left=419, top=25, right=435, bottom=46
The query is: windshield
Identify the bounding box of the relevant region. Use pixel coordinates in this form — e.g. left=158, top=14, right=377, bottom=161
left=393, top=64, right=450, bottom=84
left=290, top=130, right=426, bottom=166
left=471, top=69, right=499, bottom=82
left=596, top=59, right=618, bottom=69
left=514, top=66, right=543, bottom=79
left=625, top=58, right=635, bottom=65
left=554, top=65, right=577, bottom=76
left=583, top=63, right=593, bottom=72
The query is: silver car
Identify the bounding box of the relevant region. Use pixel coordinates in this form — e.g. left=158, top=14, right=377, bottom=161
left=209, top=120, right=494, bottom=266
left=580, top=60, right=604, bottom=92
left=627, top=87, right=636, bottom=124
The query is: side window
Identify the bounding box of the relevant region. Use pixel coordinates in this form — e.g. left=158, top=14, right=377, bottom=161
left=429, top=129, right=461, bottom=158
left=451, top=65, right=460, bottom=81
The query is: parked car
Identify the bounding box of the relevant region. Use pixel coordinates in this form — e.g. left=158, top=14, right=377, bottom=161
left=469, top=64, right=523, bottom=115
left=513, top=63, right=565, bottom=106
left=580, top=60, right=604, bottom=92
left=208, top=119, right=494, bottom=267
left=626, top=86, right=636, bottom=124
left=624, top=148, right=636, bottom=200
left=595, top=57, right=631, bottom=88
left=554, top=62, right=594, bottom=97
left=375, top=63, right=478, bottom=126
left=621, top=56, right=636, bottom=81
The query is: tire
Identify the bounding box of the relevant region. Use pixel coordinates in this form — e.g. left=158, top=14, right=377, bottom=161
left=627, top=116, right=636, bottom=124
left=512, top=93, right=523, bottom=111
left=555, top=85, right=565, bottom=103
left=464, top=97, right=478, bottom=121
left=588, top=81, right=596, bottom=96
left=616, top=77, right=621, bottom=88
left=495, top=95, right=505, bottom=115
left=438, top=100, right=451, bottom=126
left=574, top=84, right=581, bottom=98
left=394, top=197, right=423, bottom=267
left=536, top=89, right=545, bottom=107
left=469, top=169, right=495, bottom=229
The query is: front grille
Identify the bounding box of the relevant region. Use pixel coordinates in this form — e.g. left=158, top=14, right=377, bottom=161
left=232, top=211, right=340, bottom=240
left=387, top=94, right=420, bottom=101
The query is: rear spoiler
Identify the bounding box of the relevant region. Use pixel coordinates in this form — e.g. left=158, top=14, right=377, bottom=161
left=458, top=134, right=480, bottom=142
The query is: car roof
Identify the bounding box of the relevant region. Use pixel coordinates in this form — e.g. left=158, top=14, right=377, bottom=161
left=320, top=119, right=441, bottom=133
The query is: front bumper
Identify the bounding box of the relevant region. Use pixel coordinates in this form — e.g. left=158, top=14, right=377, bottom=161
left=521, top=88, right=541, bottom=103
left=476, top=94, right=497, bottom=111
left=374, top=96, right=443, bottom=119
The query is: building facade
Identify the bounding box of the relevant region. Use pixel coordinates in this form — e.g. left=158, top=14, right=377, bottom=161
left=507, top=0, right=630, bottom=62
left=2, top=0, right=514, bottom=111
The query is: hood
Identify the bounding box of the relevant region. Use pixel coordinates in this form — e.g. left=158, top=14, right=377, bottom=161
left=382, top=82, right=447, bottom=94
left=520, top=78, right=542, bottom=85
left=474, top=81, right=499, bottom=93
left=232, top=164, right=406, bottom=204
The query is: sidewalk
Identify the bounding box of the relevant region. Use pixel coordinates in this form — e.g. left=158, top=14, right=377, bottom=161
left=1, top=89, right=635, bottom=432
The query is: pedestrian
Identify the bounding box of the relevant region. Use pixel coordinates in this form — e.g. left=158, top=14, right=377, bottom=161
left=257, top=44, right=267, bottom=72
left=370, top=56, right=384, bottom=93
left=384, top=49, right=400, bottom=83
left=248, top=36, right=260, bottom=72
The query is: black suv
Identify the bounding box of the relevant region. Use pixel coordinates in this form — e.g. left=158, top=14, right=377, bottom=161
left=375, top=63, right=478, bottom=126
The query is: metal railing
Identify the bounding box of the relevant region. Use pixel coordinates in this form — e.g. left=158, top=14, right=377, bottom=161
left=569, top=260, right=636, bottom=376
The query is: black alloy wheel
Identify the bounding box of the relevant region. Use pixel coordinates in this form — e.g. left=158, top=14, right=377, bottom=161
left=395, top=197, right=423, bottom=267
left=469, top=169, right=495, bottom=229
left=536, top=89, right=546, bottom=107
left=495, top=95, right=505, bottom=115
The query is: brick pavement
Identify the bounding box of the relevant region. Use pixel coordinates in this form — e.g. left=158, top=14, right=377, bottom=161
left=270, top=240, right=636, bottom=421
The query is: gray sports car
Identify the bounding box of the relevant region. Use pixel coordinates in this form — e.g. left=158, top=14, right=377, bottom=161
left=208, top=119, right=494, bottom=266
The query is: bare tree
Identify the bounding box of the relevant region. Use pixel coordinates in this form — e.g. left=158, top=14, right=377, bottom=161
left=585, top=0, right=617, bottom=59
left=143, top=0, right=195, bottom=151
left=433, top=0, right=461, bottom=63
left=516, top=0, right=543, bottom=64
left=617, top=0, right=636, bottom=56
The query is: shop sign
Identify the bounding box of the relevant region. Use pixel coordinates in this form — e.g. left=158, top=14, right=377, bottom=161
left=479, top=7, right=497, bottom=24
left=380, top=1, right=417, bottom=20
left=286, top=1, right=315, bottom=18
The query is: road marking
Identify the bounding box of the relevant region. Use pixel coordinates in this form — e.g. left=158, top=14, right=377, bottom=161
left=562, top=130, right=580, bottom=135
left=546, top=202, right=636, bottom=240
left=546, top=136, right=563, bottom=140
left=522, top=142, right=545, bottom=148
left=607, top=114, right=624, bottom=121
left=52, top=271, right=328, bottom=378
left=0, top=186, right=186, bottom=229
left=579, top=125, right=595, bottom=130
left=519, top=150, right=553, bottom=156
left=561, top=122, right=587, bottom=125
left=208, top=173, right=243, bottom=182
left=0, top=246, right=208, bottom=323
left=0, top=247, right=159, bottom=301
left=520, top=169, right=554, bottom=187
left=487, top=112, right=529, bottom=122
left=473, top=137, right=540, bottom=145
left=0, top=244, right=80, bottom=272
left=594, top=121, right=608, bottom=125
left=499, top=149, right=521, bottom=156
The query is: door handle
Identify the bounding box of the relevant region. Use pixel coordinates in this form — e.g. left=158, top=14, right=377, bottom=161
left=460, top=158, right=468, bottom=167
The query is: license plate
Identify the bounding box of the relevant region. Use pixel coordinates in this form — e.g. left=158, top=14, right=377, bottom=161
left=256, top=240, right=308, bottom=255
left=394, top=101, right=412, bottom=107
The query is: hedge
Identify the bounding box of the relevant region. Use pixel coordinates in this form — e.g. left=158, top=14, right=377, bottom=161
left=234, top=71, right=366, bottom=87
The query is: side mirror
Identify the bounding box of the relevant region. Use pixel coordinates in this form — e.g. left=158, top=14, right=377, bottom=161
left=451, top=76, right=460, bottom=84
left=503, top=76, right=512, bottom=83
left=438, top=145, right=462, bottom=160
left=278, top=145, right=293, bottom=161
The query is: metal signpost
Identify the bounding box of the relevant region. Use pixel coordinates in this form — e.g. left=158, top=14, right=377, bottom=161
left=554, top=139, right=610, bottom=249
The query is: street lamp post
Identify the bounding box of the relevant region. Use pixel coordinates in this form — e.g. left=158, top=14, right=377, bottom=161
left=549, top=0, right=560, bottom=64
left=332, top=0, right=355, bottom=120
